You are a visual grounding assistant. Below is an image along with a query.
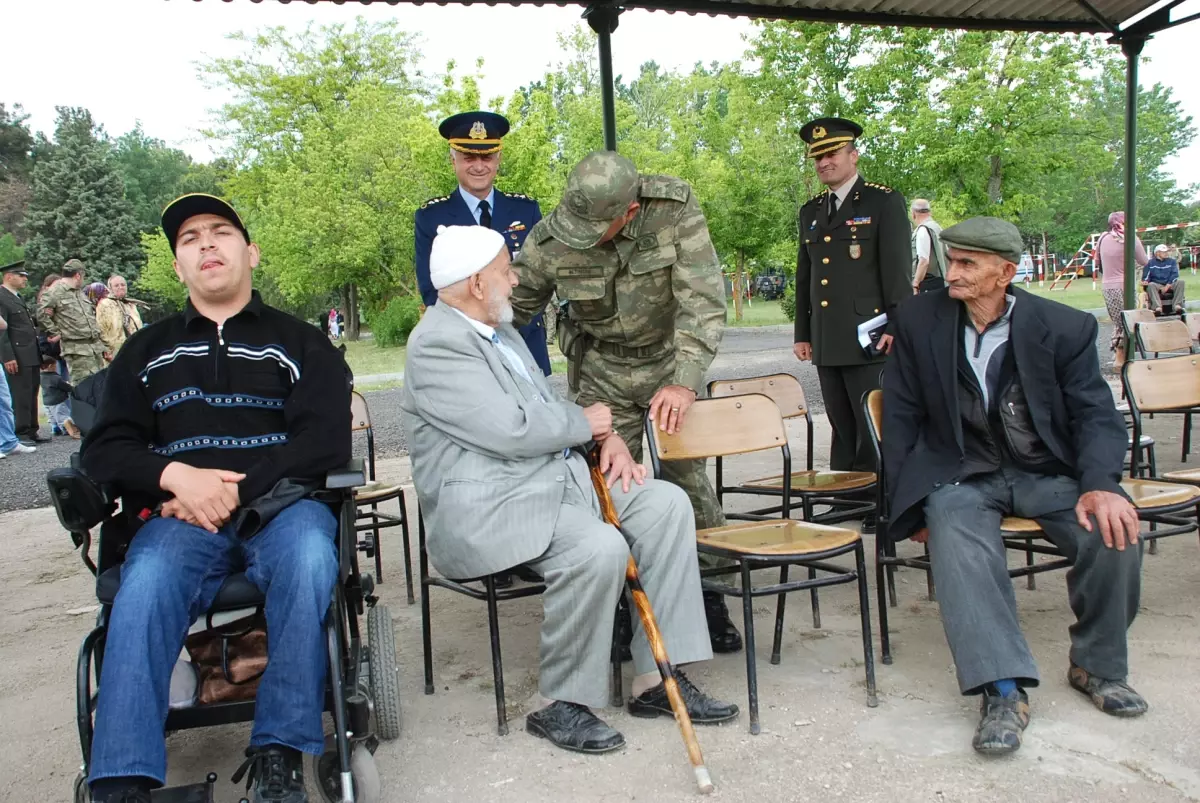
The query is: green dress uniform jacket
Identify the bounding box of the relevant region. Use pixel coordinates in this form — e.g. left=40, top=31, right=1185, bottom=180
left=794, top=176, right=912, bottom=367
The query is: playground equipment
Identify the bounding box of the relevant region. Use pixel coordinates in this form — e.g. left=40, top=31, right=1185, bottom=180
left=1047, top=221, right=1200, bottom=291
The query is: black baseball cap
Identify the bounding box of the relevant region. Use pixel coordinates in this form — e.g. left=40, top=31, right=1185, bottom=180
left=161, top=194, right=250, bottom=254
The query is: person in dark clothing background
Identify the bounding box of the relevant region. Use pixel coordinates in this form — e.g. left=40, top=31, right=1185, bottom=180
left=40, top=357, right=79, bottom=438
left=1142, top=244, right=1185, bottom=314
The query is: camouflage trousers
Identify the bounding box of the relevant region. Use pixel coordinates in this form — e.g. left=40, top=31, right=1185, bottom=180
left=62, top=341, right=108, bottom=384
left=575, top=348, right=728, bottom=570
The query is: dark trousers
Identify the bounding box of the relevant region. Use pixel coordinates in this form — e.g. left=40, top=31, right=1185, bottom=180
left=5, top=365, right=39, bottom=440
left=924, top=467, right=1141, bottom=695
left=816, top=363, right=883, bottom=471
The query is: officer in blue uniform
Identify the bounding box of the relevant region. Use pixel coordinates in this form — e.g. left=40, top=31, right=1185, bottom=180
left=415, top=110, right=551, bottom=375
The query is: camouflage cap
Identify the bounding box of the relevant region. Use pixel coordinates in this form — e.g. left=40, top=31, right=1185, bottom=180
left=546, top=151, right=640, bottom=250
left=62, top=258, right=86, bottom=275
left=939, top=217, right=1023, bottom=265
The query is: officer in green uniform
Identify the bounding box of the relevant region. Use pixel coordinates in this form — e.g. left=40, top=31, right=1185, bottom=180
left=512, top=150, right=743, bottom=652
left=793, top=118, right=911, bottom=483
left=38, top=259, right=108, bottom=383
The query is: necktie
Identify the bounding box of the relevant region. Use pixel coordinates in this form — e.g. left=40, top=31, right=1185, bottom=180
left=478, top=199, right=492, bottom=228
left=827, top=193, right=838, bottom=220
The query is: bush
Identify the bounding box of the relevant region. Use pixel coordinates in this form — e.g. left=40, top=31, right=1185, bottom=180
left=372, top=296, right=422, bottom=347
left=780, top=282, right=796, bottom=322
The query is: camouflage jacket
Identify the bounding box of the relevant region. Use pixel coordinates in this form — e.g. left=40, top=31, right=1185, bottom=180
left=39, top=283, right=102, bottom=346
left=512, top=175, right=726, bottom=393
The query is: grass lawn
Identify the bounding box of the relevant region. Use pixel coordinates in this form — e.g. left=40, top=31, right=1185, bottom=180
left=727, top=298, right=789, bottom=327
left=340, top=338, right=406, bottom=378
left=1022, top=279, right=1106, bottom=314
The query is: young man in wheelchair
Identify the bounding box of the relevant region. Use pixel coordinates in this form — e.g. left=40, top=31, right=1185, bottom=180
left=79, top=194, right=352, bottom=803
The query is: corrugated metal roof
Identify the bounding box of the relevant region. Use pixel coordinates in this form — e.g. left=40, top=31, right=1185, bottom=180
left=243, top=0, right=1184, bottom=35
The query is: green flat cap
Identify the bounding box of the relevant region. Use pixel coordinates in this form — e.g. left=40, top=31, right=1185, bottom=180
left=939, top=217, right=1023, bottom=265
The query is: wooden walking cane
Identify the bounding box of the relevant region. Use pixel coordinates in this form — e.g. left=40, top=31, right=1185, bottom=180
left=586, top=446, right=715, bottom=795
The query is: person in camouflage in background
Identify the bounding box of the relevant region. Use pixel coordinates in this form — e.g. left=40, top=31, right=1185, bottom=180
left=38, top=259, right=109, bottom=383
left=511, top=150, right=743, bottom=653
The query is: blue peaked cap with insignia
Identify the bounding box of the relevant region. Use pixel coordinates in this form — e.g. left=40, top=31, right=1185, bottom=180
left=439, top=111, right=510, bottom=155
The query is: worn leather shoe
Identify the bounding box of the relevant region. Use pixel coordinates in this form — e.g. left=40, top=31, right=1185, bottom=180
left=972, top=687, right=1030, bottom=755
left=232, top=744, right=308, bottom=802
left=628, top=670, right=739, bottom=724
left=1068, top=665, right=1148, bottom=717
left=703, top=591, right=743, bottom=653
left=526, top=701, right=625, bottom=754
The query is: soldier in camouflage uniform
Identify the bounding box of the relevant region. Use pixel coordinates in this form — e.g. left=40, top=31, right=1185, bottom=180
left=38, top=259, right=108, bottom=383
left=512, top=150, right=742, bottom=653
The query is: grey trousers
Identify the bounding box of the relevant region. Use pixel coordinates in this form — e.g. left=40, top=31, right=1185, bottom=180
left=527, top=474, right=713, bottom=708
left=1145, top=280, right=1186, bottom=313
left=923, top=467, right=1142, bottom=695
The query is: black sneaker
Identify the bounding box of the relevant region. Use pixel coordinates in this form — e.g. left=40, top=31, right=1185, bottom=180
left=526, top=701, right=625, bottom=754
left=703, top=591, right=743, bottom=653
left=972, top=687, right=1030, bottom=755
left=628, top=669, right=739, bottom=724
left=232, top=744, right=308, bottom=803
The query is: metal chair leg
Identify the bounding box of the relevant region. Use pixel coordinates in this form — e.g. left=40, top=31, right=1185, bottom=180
left=924, top=544, right=936, bottom=602
left=740, top=563, right=760, bottom=736
left=875, top=543, right=892, bottom=665
left=1183, top=412, right=1192, bottom=463
left=808, top=567, right=821, bottom=629
left=854, top=541, right=878, bottom=707
left=770, top=565, right=788, bottom=665
left=1026, top=539, right=1037, bottom=590
left=371, top=502, right=384, bottom=583
left=419, top=515, right=435, bottom=695
left=484, top=576, right=508, bottom=736
left=399, top=489, right=415, bottom=605
left=610, top=600, right=624, bottom=708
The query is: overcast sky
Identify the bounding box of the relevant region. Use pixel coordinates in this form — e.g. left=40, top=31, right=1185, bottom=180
left=5, top=0, right=1200, bottom=194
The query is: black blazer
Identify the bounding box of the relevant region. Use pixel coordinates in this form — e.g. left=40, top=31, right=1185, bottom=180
left=0, top=287, right=39, bottom=367
left=881, top=286, right=1127, bottom=539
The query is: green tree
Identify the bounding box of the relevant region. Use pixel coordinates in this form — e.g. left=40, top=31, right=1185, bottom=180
left=112, top=125, right=199, bottom=232
left=0, top=232, right=23, bottom=266
left=0, top=103, right=34, bottom=242
left=23, top=107, right=144, bottom=286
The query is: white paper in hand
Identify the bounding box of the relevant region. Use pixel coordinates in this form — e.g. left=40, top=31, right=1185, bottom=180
left=857, top=313, right=889, bottom=353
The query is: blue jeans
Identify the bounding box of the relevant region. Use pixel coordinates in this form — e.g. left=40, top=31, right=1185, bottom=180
left=0, top=371, right=17, bottom=452
left=88, top=499, right=339, bottom=786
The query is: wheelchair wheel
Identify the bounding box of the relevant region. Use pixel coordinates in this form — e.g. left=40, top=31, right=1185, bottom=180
left=73, top=772, right=88, bottom=803
left=367, top=603, right=402, bottom=740
left=311, top=736, right=381, bottom=803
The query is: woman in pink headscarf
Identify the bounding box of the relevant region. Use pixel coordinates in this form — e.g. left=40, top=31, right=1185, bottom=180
left=1095, top=211, right=1147, bottom=364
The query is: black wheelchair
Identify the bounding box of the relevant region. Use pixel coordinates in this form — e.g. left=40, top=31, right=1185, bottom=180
left=47, top=458, right=401, bottom=803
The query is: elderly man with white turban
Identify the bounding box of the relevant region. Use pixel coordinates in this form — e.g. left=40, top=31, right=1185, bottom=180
left=401, top=225, right=736, bottom=754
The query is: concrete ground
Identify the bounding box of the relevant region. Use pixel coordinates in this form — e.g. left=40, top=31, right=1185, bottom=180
left=3, top=401, right=1199, bottom=803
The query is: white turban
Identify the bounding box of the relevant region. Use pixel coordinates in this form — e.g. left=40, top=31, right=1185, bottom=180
left=430, top=225, right=507, bottom=290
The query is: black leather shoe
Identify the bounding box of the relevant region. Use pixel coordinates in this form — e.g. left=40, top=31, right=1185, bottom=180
left=628, top=669, right=739, bottom=724
left=703, top=591, right=743, bottom=653
left=232, top=744, right=308, bottom=802
left=972, top=687, right=1030, bottom=755
left=860, top=514, right=877, bottom=535
left=1068, top=665, right=1148, bottom=717
left=526, top=701, right=625, bottom=754
left=492, top=571, right=514, bottom=589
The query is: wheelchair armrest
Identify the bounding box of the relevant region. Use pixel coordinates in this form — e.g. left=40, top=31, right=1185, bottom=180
left=325, top=459, right=366, bottom=490
left=46, top=467, right=117, bottom=536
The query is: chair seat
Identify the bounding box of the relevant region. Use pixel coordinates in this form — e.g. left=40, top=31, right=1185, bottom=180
left=742, top=470, right=876, bottom=493
left=1000, top=517, right=1041, bottom=533
left=97, top=567, right=263, bottom=609
left=1121, top=478, right=1200, bottom=508
left=1161, top=467, right=1200, bottom=485
left=354, top=481, right=404, bottom=503
left=1128, top=435, right=1154, bottom=448
left=696, top=519, right=860, bottom=557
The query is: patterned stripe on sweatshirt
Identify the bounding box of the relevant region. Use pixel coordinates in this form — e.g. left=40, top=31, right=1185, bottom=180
left=152, top=387, right=286, bottom=412
left=226, top=343, right=301, bottom=383
left=151, top=432, right=289, bottom=456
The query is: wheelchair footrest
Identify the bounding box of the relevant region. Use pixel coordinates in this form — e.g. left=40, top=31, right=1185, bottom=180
left=150, top=773, right=217, bottom=803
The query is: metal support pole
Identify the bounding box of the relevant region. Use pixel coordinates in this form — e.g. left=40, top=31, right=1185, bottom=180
left=584, top=4, right=622, bottom=152
left=1122, top=35, right=1147, bottom=311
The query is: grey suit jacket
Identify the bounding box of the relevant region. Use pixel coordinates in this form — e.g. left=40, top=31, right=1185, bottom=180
left=400, top=302, right=594, bottom=579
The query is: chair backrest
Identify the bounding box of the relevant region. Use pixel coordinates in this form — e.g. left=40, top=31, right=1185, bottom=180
left=1123, top=353, right=1200, bottom=413
left=650, top=394, right=786, bottom=461
left=1186, top=313, right=1200, bottom=342
left=708, top=374, right=808, bottom=419
left=1136, top=319, right=1194, bottom=355
left=350, top=391, right=371, bottom=433
left=864, top=389, right=883, bottom=445
left=1121, top=308, right=1155, bottom=337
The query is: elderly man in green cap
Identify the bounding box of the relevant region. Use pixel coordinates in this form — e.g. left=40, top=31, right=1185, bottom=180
left=511, top=150, right=743, bottom=654
left=882, top=216, right=1146, bottom=755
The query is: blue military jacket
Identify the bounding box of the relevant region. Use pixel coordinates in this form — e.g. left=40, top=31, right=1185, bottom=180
left=414, top=188, right=550, bottom=375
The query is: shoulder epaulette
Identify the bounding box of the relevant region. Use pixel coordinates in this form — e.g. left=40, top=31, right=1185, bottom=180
left=863, top=182, right=894, bottom=193
left=419, top=195, right=450, bottom=209
left=639, top=175, right=690, bottom=203
left=803, top=190, right=829, bottom=207
left=504, top=192, right=535, bottom=202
